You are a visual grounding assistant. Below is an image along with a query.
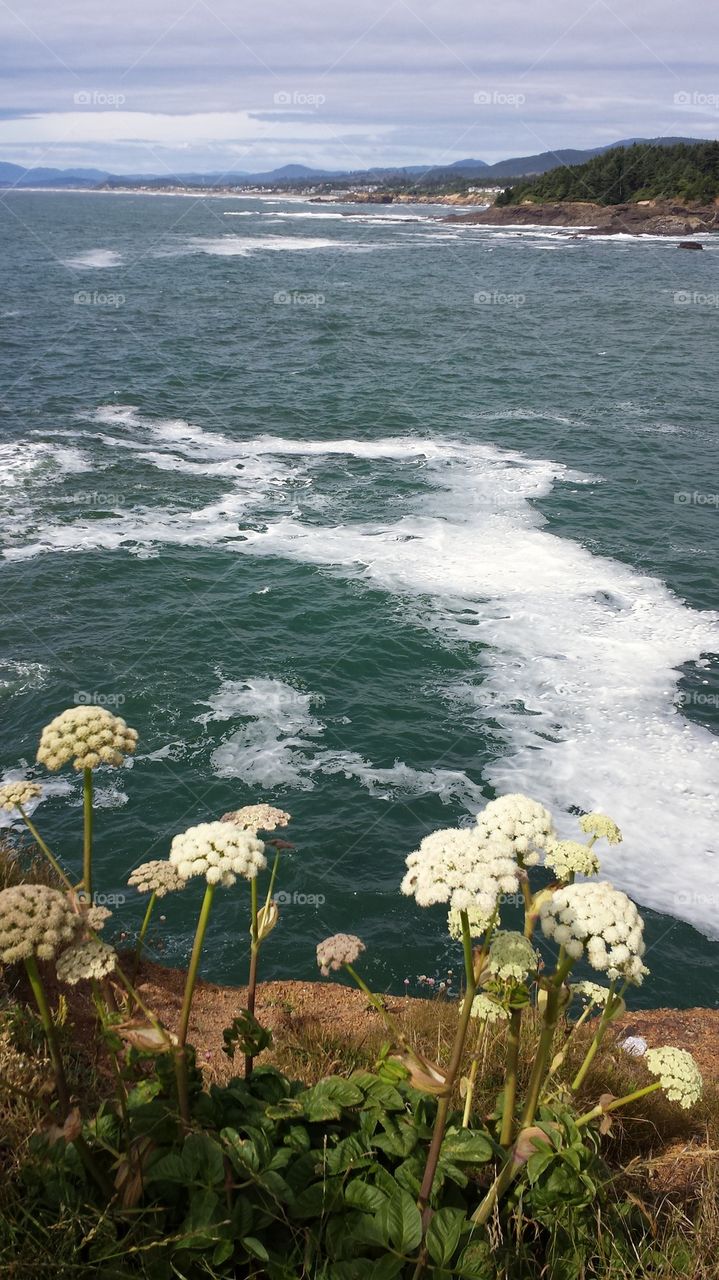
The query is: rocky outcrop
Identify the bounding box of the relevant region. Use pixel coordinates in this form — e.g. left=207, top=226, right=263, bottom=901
left=443, top=199, right=719, bottom=236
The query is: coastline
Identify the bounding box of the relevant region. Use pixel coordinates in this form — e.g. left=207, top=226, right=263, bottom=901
left=444, top=198, right=719, bottom=237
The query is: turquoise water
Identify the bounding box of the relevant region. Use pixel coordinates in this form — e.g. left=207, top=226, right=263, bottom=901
left=1, top=191, right=718, bottom=1008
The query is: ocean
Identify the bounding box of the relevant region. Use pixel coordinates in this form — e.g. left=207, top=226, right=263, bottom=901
left=0, top=190, right=717, bottom=1008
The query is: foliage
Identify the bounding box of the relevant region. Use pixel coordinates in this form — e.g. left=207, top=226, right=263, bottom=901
left=495, top=140, right=719, bottom=206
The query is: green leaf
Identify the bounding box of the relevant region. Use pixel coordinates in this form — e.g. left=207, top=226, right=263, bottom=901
left=377, top=1188, right=422, bottom=1254
left=145, top=1152, right=187, bottom=1184
left=425, top=1207, right=465, bottom=1267
left=300, top=1078, right=364, bottom=1122
left=344, top=1180, right=388, bottom=1214
left=212, top=1239, right=234, bottom=1266
left=325, top=1134, right=374, bottom=1176
left=221, top=1128, right=261, bottom=1174
left=182, top=1133, right=225, bottom=1186
left=242, top=1236, right=270, bottom=1262
left=291, top=1177, right=344, bottom=1219
left=222, top=1009, right=273, bottom=1060
left=440, top=1128, right=494, bottom=1164
left=526, top=1150, right=554, bottom=1184
left=349, top=1072, right=405, bottom=1110
left=457, top=1240, right=494, bottom=1278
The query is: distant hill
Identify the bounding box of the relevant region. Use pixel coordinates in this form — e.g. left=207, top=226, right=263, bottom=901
left=0, top=138, right=713, bottom=191
left=496, top=140, right=719, bottom=206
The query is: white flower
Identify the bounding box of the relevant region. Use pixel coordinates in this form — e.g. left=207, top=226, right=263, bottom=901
left=540, top=882, right=648, bottom=984
left=487, top=931, right=538, bottom=982
left=578, top=813, right=622, bottom=845
left=128, top=860, right=187, bottom=898
left=475, top=794, right=555, bottom=867
left=221, top=804, right=291, bottom=833
left=645, top=1046, right=703, bottom=1109
left=0, top=781, right=42, bottom=812
left=571, top=980, right=612, bottom=1008
left=546, top=840, right=600, bottom=880
left=85, top=904, right=112, bottom=931
left=56, top=938, right=117, bottom=985
left=402, top=827, right=519, bottom=914
left=447, top=904, right=494, bottom=940
left=168, top=822, right=266, bottom=888
left=0, top=884, right=80, bottom=964
left=316, top=933, right=365, bottom=976
left=470, top=993, right=509, bottom=1024
left=37, top=706, right=138, bottom=772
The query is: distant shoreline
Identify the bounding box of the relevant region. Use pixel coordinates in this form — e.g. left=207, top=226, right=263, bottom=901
left=444, top=198, right=719, bottom=237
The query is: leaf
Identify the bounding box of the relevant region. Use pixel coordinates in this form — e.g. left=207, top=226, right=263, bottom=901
left=212, top=1240, right=234, bottom=1266
left=291, top=1177, right=344, bottom=1219
left=426, top=1207, right=466, bottom=1267
left=349, top=1072, right=405, bottom=1110
left=182, top=1133, right=225, bottom=1186
left=220, top=1128, right=261, bottom=1174
left=325, top=1134, right=374, bottom=1176
left=242, top=1236, right=270, bottom=1262
left=145, top=1152, right=187, bottom=1184
left=440, top=1128, right=494, bottom=1164
left=222, top=1008, right=272, bottom=1060
left=300, top=1078, right=364, bottom=1122
left=377, top=1188, right=422, bottom=1254
left=344, top=1180, right=388, bottom=1214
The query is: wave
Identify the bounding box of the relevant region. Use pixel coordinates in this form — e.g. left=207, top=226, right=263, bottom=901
left=62, top=249, right=123, bottom=269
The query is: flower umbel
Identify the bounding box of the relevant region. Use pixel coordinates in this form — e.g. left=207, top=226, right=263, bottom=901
left=487, top=931, right=539, bottom=982
left=221, top=804, right=291, bottom=834
left=540, top=881, right=648, bottom=984
left=475, top=794, right=555, bottom=867
left=645, top=1046, right=703, bottom=1109
left=402, top=827, right=519, bottom=914
left=128, top=861, right=187, bottom=898
left=447, top=904, right=495, bottom=940
left=0, top=781, right=42, bottom=812
left=546, top=840, right=600, bottom=880
left=571, top=980, right=612, bottom=1008
left=56, top=938, right=117, bottom=985
left=37, top=706, right=138, bottom=772
left=169, top=822, right=266, bottom=888
left=470, top=994, right=510, bottom=1024
left=579, top=813, right=623, bottom=845
left=0, top=884, right=81, bottom=963
left=316, top=933, right=365, bottom=976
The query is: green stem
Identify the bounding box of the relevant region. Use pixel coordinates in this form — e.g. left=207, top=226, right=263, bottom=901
left=176, top=881, right=216, bottom=1126
left=499, top=1008, right=522, bottom=1146
left=264, top=852, right=280, bottom=910
left=82, top=767, right=93, bottom=901
left=132, top=891, right=157, bottom=980
left=576, top=1081, right=661, bottom=1128
left=244, top=878, right=260, bottom=1079
left=571, top=979, right=618, bottom=1091
left=16, top=805, right=74, bottom=891
left=462, top=1057, right=479, bottom=1129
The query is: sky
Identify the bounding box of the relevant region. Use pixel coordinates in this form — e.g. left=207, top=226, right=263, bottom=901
left=1, top=0, right=718, bottom=174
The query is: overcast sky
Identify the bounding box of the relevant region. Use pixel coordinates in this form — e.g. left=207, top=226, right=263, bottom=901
left=1, top=0, right=718, bottom=173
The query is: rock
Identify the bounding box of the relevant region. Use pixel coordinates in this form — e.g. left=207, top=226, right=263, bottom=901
left=678, top=240, right=704, bottom=250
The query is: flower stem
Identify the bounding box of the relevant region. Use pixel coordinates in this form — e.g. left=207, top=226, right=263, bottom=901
left=576, top=1081, right=661, bottom=1127
left=132, top=891, right=157, bottom=981
left=176, top=881, right=216, bottom=1125
left=462, top=1057, right=480, bottom=1128
left=82, top=767, right=93, bottom=901
left=16, top=805, right=74, bottom=891
left=571, top=979, right=618, bottom=1091
left=244, top=877, right=260, bottom=1080
left=499, top=1008, right=522, bottom=1146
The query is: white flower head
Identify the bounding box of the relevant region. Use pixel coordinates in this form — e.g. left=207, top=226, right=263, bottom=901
left=475, top=794, right=555, bottom=867
left=221, top=804, right=291, bottom=833
left=579, top=813, right=622, bottom=845
left=470, top=993, right=510, bottom=1024
left=540, top=881, right=648, bottom=984
left=56, top=937, right=117, bottom=985
left=316, top=933, right=365, bottom=976
left=0, top=781, right=42, bottom=812
left=402, top=826, right=519, bottom=914
left=128, top=860, right=187, bottom=898
left=571, top=980, right=612, bottom=1008
left=85, top=904, right=112, bottom=931
left=0, top=884, right=81, bottom=964
left=546, top=839, right=600, bottom=880
left=168, top=822, right=266, bottom=888
left=447, top=904, right=494, bottom=941
left=37, top=706, right=138, bottom=772
left=488, top=931, right=539, bottom=982
left=645, top=1046, right=703, bottom=1109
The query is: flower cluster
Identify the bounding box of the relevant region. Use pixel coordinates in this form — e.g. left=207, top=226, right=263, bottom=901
left=0, top=781, right=42, bottom=812
left=0, top=884, right=80, bottom=963
left=475, top=794, right=555, bottom=867
left=168, top=822, right=266, bottom=888
left=316, top=933, right=365, bottom=976
left=645, top=1046, right=703, bottom=1109
left=85, top=904, right=112, bottom=931
left=128, top=860, right=186, bottom=898
left=37, top=707, right=138, bottom=772
left=221, top=804, right=291, bottom=833
left=470, top=993, right=509, bottom=1024
left=545, top=839, right=600, bottom=880
left=447, top=904, right=495, bottom=941
left=540, top=881, right=648, bottom=984
left=571, top=980, right=612, bottom=1008
left=56, top=937, right=117, bottom=985
left=579, top=812, right=622, bottom=845
left=487, top=931, right=538, bottom=982
left=401, top=827, right=519, bottom=914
